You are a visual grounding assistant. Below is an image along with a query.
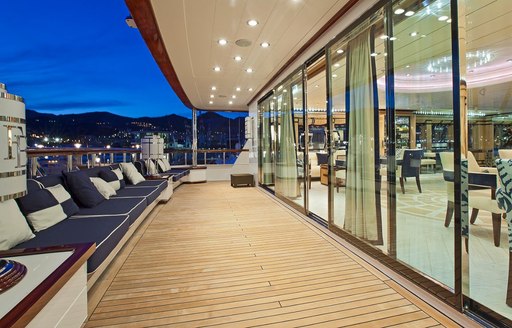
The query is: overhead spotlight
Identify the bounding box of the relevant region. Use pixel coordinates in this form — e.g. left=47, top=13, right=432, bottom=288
left=236, top=87, right=241, bottom=91
left=211, top=86, right=217, bottom=91
left=405, top=11, right=415, bottom=16
left=394, top=8, right=405, bottom=15
left=334, top=63, right=340, bottom=67
left=410, top=31, right=418, bottom=37
left=229, top=101, right=233, bottom=104
left=389, top=36, right=397, bottom=41
left=260, top=42, right=270, bottom=48
left=210, top=94, right=215, bottom=98
left=246, top=68, right=253, bottom=73
left=248, top=88, right=253, bottom=91
left=234, top=56, right=242, bottom=61
left=247, top=19, right=258, bottom=27
left=336, top=49, right=344, bottom=54
left=379, top=35, right=388, bottom=40
left=218, top=39, right=228, bottom=45
left=214, top=66, right=221, bottom=72
left=232, top=95, right=236, bottom=99
left=209, top=101, right=213, bottom=104
left=446, top=19, right=452, bottom=23
left=370, top=52, right=378, bottom=57
left=438, top=16, right=449, bottom=21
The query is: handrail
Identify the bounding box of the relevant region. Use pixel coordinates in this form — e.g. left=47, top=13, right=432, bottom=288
left=165, top=148, right=248, bottom=154
left=26, top=147, right=140, bottom=157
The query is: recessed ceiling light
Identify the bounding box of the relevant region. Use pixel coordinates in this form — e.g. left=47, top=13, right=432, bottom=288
left=315, top=85, right=319, bottom=88
left=247, top=19, right=258, bottom=27
left=234, top=56, right=242, bottom=61
left=394, top=8, right=405, bottom=15
left=246, top=68, right=253, bottom=73
left=405, top=11, right=415, bottom=17
left=214, top=66, right=221, bottom=72
left=438, top=16, right=449, bottom=21
left=332, top=74, right=338, bottom=78
left=410, top=31, right=418, bottom=37
left=248, top=88, right=253, bottom=91
left=236, top=87, right=241, bottom=91
left=260, top=42, right=270, bottom=48
left=420, top=34, right=426, bottom=38
left=210, top=94, right=214, bottom=98
left=209, top=101, right=213, bottom=104
left=379, top=35, right=388, bottom=40
left=446, top=19, right=452, bottom=23
left=218, top=39, right=228, bottom=45
left=406, top=65, right=410, bottom=68
left=370, top=52, right=378, bottom=57
left=229, top=100, right=233, bottom=104
left=390, top=36, right=397, bottom=41
left=232, top=95, right=236, bottom=99
left=211, top=86, right=217, bottom=91
left=336, top=49, right=344, bottom=54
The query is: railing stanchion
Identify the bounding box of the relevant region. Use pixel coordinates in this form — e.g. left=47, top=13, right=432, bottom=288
left=223, top=152, right=226, bottom=164
left=67, top=155, right=73, bottom=171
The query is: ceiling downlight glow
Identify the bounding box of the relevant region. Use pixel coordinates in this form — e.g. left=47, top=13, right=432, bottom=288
left=236, top=87, right=241, bottom=91
left=438, top=16, right=449, bottom=21
left=394, top=8, right=405, bottom=15
left=260, top=42, right=270, bottom=48
left=246, top=68, right=253, bottom=73
left=405, top=11, right=415, bottom=17
left=213, top=66, right=221, bottom=72
left=247, top=19, right=258, bottom=27
left=211, top=86, right=216, bottom=91
left=234, top=56, right=242, bottom=61
left=218, top=39, right=227, bottom=45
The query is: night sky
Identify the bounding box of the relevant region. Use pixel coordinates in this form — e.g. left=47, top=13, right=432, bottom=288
left=1, top=1, right=241, bottom=119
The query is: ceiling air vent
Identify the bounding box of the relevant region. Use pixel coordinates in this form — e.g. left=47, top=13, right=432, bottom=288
left=218, top=95, right=227, bottom=98
left=235, top=39, right=252, bottom=47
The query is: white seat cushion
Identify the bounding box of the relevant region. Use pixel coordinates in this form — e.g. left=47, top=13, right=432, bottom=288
left=0, top=200, right=35, bottom=250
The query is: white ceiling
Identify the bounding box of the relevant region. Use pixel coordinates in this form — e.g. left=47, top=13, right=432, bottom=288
left=150, top=0, right=351, bottom=111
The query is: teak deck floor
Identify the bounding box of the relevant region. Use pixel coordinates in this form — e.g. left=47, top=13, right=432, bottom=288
left=86, top=182, right=465, bottom=328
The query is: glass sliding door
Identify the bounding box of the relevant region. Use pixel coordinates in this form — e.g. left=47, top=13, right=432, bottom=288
left=258, top=96, right=275, bottom=189
left=306, top=54, right=328, bottom=220
left=274, top=70, right=306, bottom=209
left=462, top=0, right=512, bottom=321
left=392, top=0, right=455, bottom=289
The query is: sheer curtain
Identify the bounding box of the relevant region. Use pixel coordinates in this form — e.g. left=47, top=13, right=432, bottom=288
left=262, top=103, right=273, bottom=185
left=344, top=28, right=383, bottom=244
left=276, top=94, right=299, bottom=198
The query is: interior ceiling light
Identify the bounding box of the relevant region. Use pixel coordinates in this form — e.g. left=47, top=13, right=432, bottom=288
left=247, top=19, right=258, bottom=27
left=218, top=39, right=228, bottom=45
left=248, top=88, right=253, bottom=91
left=210, top=94, right=214, bottom=98
left=420, top=34, right=427, bottom=38
left=234, top=56, right=242, bottom=61
left=246, top=68, right=253, bottom=73
left=405, top=11, right=415, bottom=16
left=438, top=16, right=449, bottom=21
left=394, top=8, right=405, bottom=15
left=315, top=85, right=319, bottom=88
left=232, top=95, right=236, bottom=99
left=390, top=36, right=397, bottom=41
left=379, top=35, right=388, bottom=40
left=260, top=42, right=270, bottom=48
left=211, top=86, right=216, bottom=91
left=336, top=49, right=344, bottom=54
left=229, top=100, right=233, bottom=104
left=447, top=18, right=452, bottom=23
left=213, top=66, right=221, bottom=72
left=332, top=74, right=338, bottom=78
left=370, top=52, right=378, bottom=57
left=410, top=31, right=418, bottom=37
left=236, top=87, right=241, bottom=91
left=209, top=101, right=213, bottom=104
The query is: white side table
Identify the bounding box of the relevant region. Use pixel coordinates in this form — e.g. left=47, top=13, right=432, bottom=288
left=0, top=243, right=94, bottom=328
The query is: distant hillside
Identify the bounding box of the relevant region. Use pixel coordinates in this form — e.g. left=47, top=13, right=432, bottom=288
left=26, top=109, right=245, bottom=147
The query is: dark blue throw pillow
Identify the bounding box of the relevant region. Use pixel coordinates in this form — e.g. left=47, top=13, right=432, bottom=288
left=99, top=169, right=125, bottom=190
left=63, top=170, right=105, bottom=208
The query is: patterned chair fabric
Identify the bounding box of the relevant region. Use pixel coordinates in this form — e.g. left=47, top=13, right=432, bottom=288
left=461, top=160, right=469, bottom=238
left=496, top=159, right=512, bottom=251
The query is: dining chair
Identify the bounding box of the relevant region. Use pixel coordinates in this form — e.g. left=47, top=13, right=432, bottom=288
left=499, top=149, right=512, bottom=160
left=397, top=149, right=423, bottom=194
left=468, top=150, right=497, bottom=174
left=494, top=158, right=512, bottom=306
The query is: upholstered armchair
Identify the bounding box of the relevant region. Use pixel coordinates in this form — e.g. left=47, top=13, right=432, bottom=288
left=495, top=158, right=512, bottom=306
left=468, top=150, right=498, bottom=174
left=499, top=149, right=512, bottom=160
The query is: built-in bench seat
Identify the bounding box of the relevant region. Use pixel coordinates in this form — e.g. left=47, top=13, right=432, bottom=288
left=11, top=164, right=170, bottom=288
left=16, top=215, right=130, bottom=274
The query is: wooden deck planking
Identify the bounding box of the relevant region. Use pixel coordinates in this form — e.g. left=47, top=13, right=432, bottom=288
left=86, top=182, right=461, bottom=328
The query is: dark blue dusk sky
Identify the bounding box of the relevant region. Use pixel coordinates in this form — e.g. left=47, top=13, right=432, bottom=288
left=1, top=1, right=242, bottom=119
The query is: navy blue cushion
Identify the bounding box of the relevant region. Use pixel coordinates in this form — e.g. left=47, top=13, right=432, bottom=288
left=99, top=169, right=126, bottom=189
left=82, top=167, right=110, bottom=178
left=126, top=180, right=167, bottom=191
left=63, top=170, right=105, bottom=208
left=114, top=187, right=160, bottom=205
left=27, top=179, right=43, bottom=192
left=36, top=174, right=65, bottom=188
left=73, top=197, right=146, bottom=226
left=15, top=215, right=130, bottom=273
left=16, top=188, right=60, bottom=220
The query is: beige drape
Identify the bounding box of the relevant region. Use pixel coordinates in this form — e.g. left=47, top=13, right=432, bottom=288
left=276, top=94, right=299, bottom=198
left=344, top=28, right=382, bottom=243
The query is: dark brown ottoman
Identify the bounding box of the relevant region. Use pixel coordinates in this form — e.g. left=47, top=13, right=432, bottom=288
left=231, top=173, right=254, bottom=187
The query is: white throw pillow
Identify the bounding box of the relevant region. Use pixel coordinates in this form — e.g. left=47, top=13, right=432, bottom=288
left=120, top=162, right=146, bottom=185
left=163, top=158, right=171, bottom=171
left=145, top=159, right=158, bottom=175
left=90, top=177, right=117, bottom=199
left=0, top=200, right=35, bottom=250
